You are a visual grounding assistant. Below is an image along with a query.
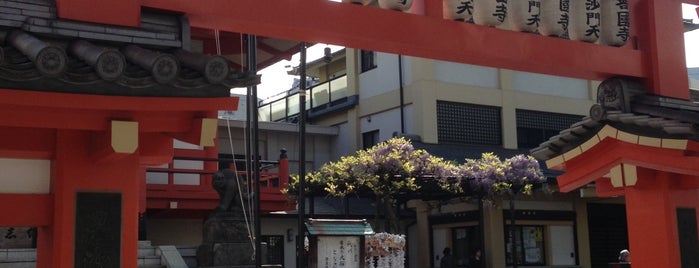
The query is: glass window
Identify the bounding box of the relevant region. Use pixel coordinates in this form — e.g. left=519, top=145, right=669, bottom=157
left=505, top=225, right=546, bottom=266
left=360, top=50, right=377, bottom=73
left=362, top=130, right=380, bottom=149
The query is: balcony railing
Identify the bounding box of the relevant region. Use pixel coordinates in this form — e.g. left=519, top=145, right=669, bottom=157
left=259, top=75, right=352, bottom=122
left=145, top=148, right=292, bottom=213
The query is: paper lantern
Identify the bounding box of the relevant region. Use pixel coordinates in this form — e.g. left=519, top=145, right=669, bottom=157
left=378, top=0, right=414, bottom=11
left=598, top=0, right=629, bottom=46
left=538, top=0, right=569, bottom=37
left=473, top=0, right=508, bottom=27
left=342, top=0, right=375, bottom=5
left=443, top=0, right=474, bottom=21
left=569, top=0, right=601, bottom=42
left=509, top=0, right=541, bottom=32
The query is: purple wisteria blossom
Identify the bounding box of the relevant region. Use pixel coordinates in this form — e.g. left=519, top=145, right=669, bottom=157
left=287, top=138, right=546, bottom=200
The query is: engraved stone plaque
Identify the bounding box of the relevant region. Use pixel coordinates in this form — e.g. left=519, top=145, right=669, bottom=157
left=74, top=192, right=122, bottom=268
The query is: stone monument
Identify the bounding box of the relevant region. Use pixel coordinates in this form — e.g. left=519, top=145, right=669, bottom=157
left=197, top=169, right=256, bottom=267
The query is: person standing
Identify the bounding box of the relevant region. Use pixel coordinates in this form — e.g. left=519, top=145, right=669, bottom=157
left=467, top=248, right=483, bottom=268
left=618, top=249, right=631, bottom=263
left=440, top=247, right=456, bottom=268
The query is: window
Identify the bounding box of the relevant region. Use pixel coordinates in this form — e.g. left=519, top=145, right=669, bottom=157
left=505, top=225, right=546, bottom=266
left=360, top=50, right=377, bottom=73
left=516, top=110, right=583, bottom=149
left=451, top=226, right=481, bottom=268
left=362, top=130, right=380, bottom=149
left=261, top=235, right=284, bottom=267
left=437, top=101, right=502, bottom=145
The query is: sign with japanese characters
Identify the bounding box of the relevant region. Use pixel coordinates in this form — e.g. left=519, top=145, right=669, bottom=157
left=317, top=236, right=362, bottom=268
left=0, top=227, right=34, bottom=248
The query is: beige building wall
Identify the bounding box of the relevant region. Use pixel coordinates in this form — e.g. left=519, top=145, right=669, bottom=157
left=337, top=49, right=601, bottom=268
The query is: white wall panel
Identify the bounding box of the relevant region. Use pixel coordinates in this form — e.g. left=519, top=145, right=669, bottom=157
left=0, top=158, right=50, bottom=194
left=359, top=53, right=400, bottom=99
left=360, top=108, right=403, bottom=142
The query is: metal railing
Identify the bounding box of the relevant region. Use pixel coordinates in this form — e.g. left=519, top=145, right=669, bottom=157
left=259, top=74, right=348, bottom=122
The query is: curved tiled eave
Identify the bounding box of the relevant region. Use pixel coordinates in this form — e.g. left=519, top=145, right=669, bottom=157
left=0, top=31, right=259, bottom=97
left=530, top=108, right=699, bottom=194
left=531, top=90, right=699, bottom=159
left=531, top=112, right=697, bottom=164
left=536, top=123, right=692, bottom=170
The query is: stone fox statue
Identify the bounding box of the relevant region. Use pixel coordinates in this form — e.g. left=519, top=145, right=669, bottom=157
left=212, top=169, right=247, bottom=212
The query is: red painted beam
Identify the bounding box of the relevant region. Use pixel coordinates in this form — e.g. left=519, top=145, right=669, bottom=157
left=594, top=178, right=627, bottom=198
left=0, top=90, right=238, bottom=133
left=676, top=174, right=699, bottom=189
left=0, top=194, right=52, bottom=226
left=142, top=0, right=645, bottom=81
left=0, top=127, right=55, bottom=159
left=56, top=0, right=139, bottom=26
left=557, top=138, right=699, bottom=193
left=0, top=89, right=238, bottom=112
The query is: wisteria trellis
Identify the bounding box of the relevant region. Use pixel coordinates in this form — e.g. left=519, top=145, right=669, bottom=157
left=288, top=137, right=547, bottom=232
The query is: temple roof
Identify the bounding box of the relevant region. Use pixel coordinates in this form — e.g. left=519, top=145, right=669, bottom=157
left=0, top=0, right=270, bottom=97
left=531, top=78, right=699, bottom=162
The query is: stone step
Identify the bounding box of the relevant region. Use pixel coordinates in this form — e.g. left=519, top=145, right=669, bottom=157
left=137, top=255, right=161, bottom=267
left=0, top=261, right=36, bottom=268
left=138, top=247, right=157, bottom=258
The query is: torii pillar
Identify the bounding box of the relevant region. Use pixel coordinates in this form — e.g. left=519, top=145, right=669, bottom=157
left=0, top=89, right=236, bottom=268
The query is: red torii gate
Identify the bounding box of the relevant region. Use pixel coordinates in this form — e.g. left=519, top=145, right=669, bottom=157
left=0, top=0, right=696, bottom=267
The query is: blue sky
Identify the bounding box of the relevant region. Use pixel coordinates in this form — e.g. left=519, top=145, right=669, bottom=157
left=239, top=4, right=699, bottom=99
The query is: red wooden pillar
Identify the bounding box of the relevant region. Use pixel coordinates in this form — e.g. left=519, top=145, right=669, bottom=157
left=624, top=169, right=681, bottom=268
left=36, top=226, right=53, bottom=268
left=640, top=0, right=689, bottom=99
left=36, top=130, right=141, bottom=268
